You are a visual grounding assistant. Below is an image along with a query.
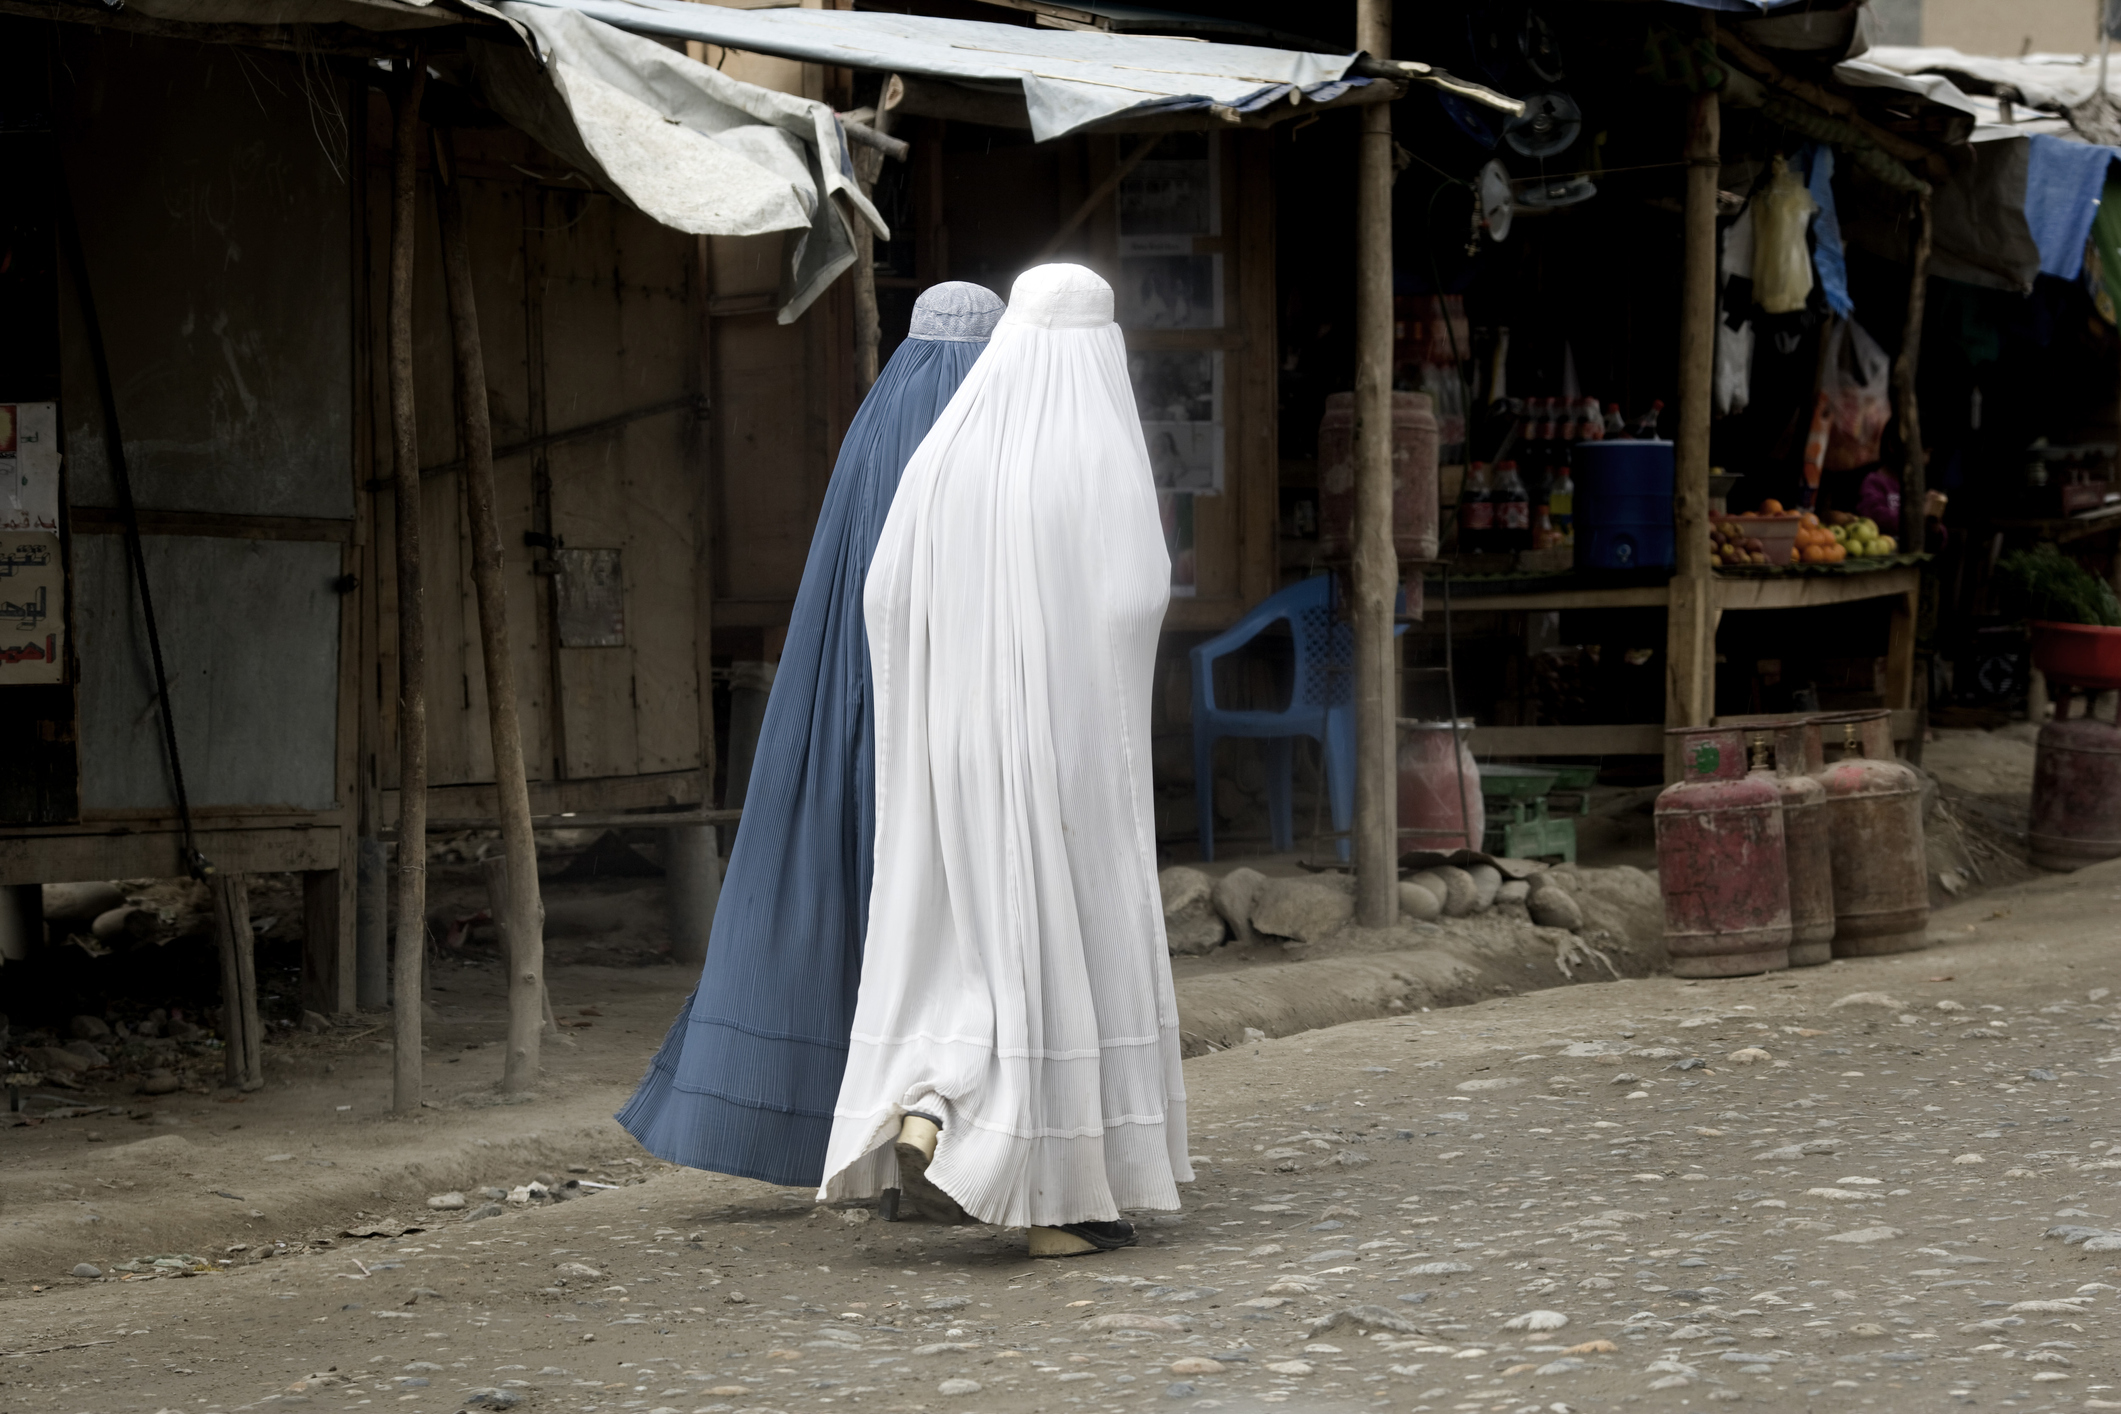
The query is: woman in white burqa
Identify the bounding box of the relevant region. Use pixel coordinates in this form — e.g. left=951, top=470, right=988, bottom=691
left=820, top=263, right=1190, bottom=1257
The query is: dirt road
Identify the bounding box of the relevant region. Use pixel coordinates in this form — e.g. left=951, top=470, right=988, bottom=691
left=8, top=856, right=2121, bottom=1413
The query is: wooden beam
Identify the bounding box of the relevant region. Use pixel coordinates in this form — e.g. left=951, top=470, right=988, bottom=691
left=1664, top=47, right=1721, bottom=781
left=1896, top=193, right=1933, bottom=553
left=1351, top=0, right=1396, bottom=928
left=0, top=825, right=343, bottom=886
left=1713, top=29, right=1945, bottom=178
left=68, top=508, right=354, bottom=543
left=1710, top=565, right=1920, bottom=611
left=435, top=126, right=546, bottom=1097
left=211, top=873, right=263, bottom=1092
left=386, top=58, right=428, bottom=1117
left=1463, top=723, right=1666, bottom=757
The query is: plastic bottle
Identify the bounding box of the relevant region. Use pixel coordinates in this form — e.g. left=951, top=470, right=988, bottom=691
left=1578, top=397, right=1605, bottom=441
left=1603, top=402, right=1625, bottom=438
left=1494, top=460, right=1530, bottom=551
left=1459, top=462, right=1495, bottom=553
left=1549, top=464, right=1575, bottom=547
left=1631, top=399, right=1666, bottom=439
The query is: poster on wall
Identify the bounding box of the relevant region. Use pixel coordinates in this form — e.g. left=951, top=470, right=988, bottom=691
left=0, top=531, right=65, bottom=684
left=1117, top=135, right=1222, bottom=330
left=1130, top=349, right=1223, bottom=494
left=1, top=402, right=61, bottom=533
left=1111, top=133, right=1230, bottom=332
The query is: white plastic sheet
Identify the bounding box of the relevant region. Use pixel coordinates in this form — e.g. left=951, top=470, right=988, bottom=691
left=502, top=0, right=1359, bottom=142
left=474, top=4, right=885, bottom=323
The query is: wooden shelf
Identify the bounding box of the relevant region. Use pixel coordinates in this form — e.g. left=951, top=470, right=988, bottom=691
left=1423, top=564, right=1917, bottom=616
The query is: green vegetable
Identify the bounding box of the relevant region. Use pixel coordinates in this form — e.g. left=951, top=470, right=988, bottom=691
left=1996, top=544, right=2121, bottom=627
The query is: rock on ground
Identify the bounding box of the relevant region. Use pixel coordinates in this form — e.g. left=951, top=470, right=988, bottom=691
left=1250, top=874, right=1354, bottom=945
left=1159, top=866, right=1226, bottom=956
left=1211, top=866, right=1266, bottom=946
left=1397, top=880, right=1442, bottom=922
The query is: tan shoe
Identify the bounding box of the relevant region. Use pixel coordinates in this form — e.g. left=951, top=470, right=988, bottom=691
left=892, top=1112, right=966, bottom=1224
left=1029, top=1220, right=1137, bottom=1257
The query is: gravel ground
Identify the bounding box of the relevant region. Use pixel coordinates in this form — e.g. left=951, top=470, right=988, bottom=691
left=8, top=859, right=2121, bottom=1414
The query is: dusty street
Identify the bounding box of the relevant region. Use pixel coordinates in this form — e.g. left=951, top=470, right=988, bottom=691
left=6, top=854, right=2121, bottom=1414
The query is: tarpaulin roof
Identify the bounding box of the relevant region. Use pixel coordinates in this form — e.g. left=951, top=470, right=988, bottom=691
left=1859, top=46, right=2121, bottom=113
left=500, top=0, right=1366, bottom=142
left=476, top=4, right=885, bottom=324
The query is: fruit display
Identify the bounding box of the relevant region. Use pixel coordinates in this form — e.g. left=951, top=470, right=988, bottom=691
left=1709, top=501, right=1900, bottom=570
left=1708, top=512, right=1771, bottom=565
left=1822, top=511, right=1897, bottom=559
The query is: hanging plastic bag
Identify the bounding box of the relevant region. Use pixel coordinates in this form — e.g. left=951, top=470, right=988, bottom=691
left=1821, top=318, right=1892, bottom=471
left=1752, top=154, right=1817, bottom=315
left=1716, top=205, right=1757, bottom=415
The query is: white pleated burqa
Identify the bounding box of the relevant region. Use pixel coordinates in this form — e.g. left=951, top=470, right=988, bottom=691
left=819, top=264, right=1191, bottom=1228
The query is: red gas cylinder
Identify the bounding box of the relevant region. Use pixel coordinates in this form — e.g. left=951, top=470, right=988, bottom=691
left=1654, top=726, right=1793, bottom=977
left=1725, top=718, right=1835, bottom=967
left=1814, top=709, right=1928, bottom=956
left=1398, top=719, right=1485, bottom=852
left=2029, top=714, right=2121, bottom=870
left=1317, top=391, right=1440, bottom=561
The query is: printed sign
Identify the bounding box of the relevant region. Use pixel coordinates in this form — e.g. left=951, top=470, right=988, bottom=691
left=1, top=403, right=61, bottom=533
left=0, top=531, right=64, bottom=683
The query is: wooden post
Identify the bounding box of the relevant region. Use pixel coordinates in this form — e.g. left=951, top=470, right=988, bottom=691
left=212, top=873, right=262, bottom=1091
left=1896, top=192, right=1933, bottom=552
left=693, top=229, right=721, bottom=809
left=1664, top=50, right=1721, bottom=777
left=435, top=129, right=547, bottom=1094
left=388, top=57, right=429, bottom=1115
left=1352, top=0, right=1397, bottom=927
left=851, top=117, right=885, bottom=393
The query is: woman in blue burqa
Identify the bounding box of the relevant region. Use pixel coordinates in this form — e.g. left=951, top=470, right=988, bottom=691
left=618, top=282, right=1005, bottom=1187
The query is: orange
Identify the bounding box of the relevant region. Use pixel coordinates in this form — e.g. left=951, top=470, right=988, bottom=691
left=1800, top=512, right=1820, bottom=528
left=1760, top=498, right=1785, bottom=514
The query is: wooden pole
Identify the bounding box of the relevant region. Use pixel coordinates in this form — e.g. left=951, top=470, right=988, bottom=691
left=212, top=873, right=262, bottom=1091
left=1352, top=0, right=1397, bottom=927
left=388, top=56, right=428, bottom=1116
left=1664, top=46, right=1721, bottom=777
left=1895, top=192, right=1932, bottom=553
left=435, top=128, right=547, bottom=1094
left=849, top=101, right=890, bottom=394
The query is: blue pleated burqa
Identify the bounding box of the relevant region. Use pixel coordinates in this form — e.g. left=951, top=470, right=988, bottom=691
left=618, top=282, right=1005, bottom=1187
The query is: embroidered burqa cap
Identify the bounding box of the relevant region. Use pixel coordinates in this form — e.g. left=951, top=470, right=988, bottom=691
left=617, top=281, right=1002, bottom=1187
left=819, top=263, right=1192, bottom=1227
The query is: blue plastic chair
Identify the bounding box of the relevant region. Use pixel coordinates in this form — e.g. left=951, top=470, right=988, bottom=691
left=1189, top=574, right=1403, bottom=861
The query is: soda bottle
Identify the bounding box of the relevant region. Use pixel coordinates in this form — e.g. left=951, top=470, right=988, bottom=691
left=1577, top=397, right=1604, bottom=441
left=1494, top=460, right=1531, bottom=552
left=1603, top=402, right=1625, bottom=438
left=1459, top=462, right=1495, bottom=553
left=1631, top=399, right=1666, bottom=439
left=1548, top=464, right=1575, bottom=547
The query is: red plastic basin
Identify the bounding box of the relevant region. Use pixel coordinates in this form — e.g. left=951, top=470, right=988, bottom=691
left=2031, top=620, right=2121, bottom=690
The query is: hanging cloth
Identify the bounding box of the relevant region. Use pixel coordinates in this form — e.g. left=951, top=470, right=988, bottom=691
left=617, top=282, right=1005, bottom=1187
left=819, top=264, right=1192, bottom=1228
left=1800, top=142, right=1853, bottom=319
